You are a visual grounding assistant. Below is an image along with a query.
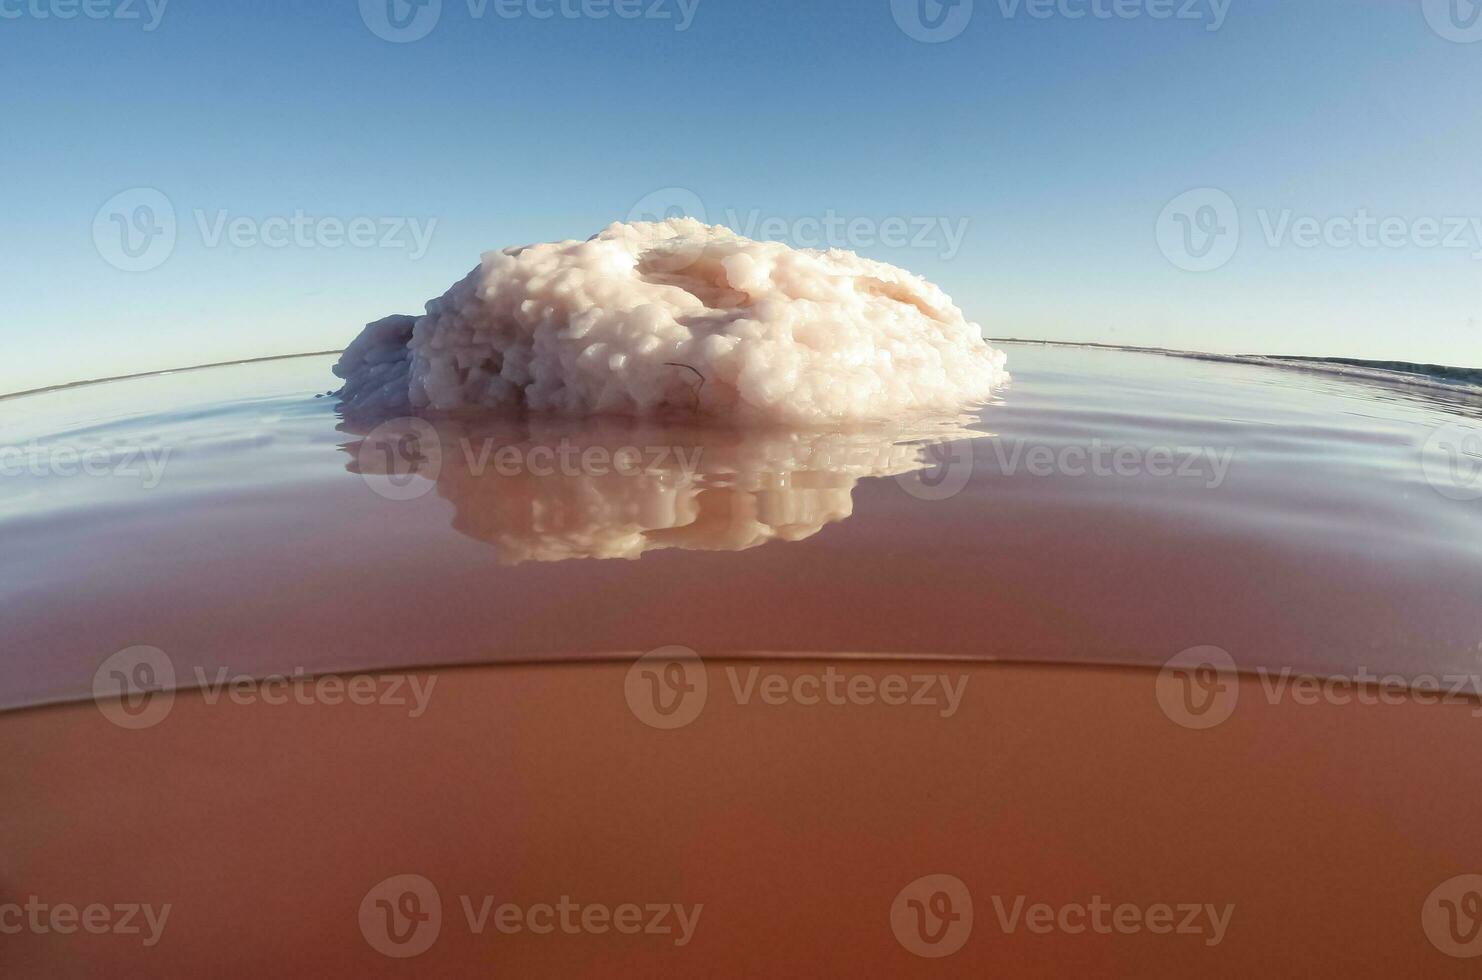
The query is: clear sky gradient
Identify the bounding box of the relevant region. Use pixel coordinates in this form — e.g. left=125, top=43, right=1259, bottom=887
left=3, top=0, right=1480, bottom=394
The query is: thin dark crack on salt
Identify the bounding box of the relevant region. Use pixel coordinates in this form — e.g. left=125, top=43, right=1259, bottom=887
left=664, top=362, right=706, bottom=411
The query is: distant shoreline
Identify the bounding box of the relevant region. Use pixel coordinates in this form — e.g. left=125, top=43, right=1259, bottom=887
left=5, top=339, right=1479, bottom=402
left=992, top=338, right=1482, bottom=389
left=0, top=350, right=344, bottom=401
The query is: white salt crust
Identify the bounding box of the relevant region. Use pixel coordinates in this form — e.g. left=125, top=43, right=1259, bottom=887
left=335, top=218, right=1007, bottom=424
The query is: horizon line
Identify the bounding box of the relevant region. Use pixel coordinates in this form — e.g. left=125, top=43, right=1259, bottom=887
left=4, top=338, right=1479, bottom=402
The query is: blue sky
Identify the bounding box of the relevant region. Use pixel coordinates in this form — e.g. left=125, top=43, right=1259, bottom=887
left=3, top=0, right=1480, bottom=394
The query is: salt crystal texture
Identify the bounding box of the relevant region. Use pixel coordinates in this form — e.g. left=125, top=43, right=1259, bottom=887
left=335, top=218, right=1007, bottom=423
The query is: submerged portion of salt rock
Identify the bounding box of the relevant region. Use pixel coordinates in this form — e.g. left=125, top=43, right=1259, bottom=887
left=335, top=219, right=1006, bottom=424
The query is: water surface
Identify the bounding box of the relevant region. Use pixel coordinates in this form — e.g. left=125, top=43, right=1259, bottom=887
left=3, top=342, right=1481, bottom=711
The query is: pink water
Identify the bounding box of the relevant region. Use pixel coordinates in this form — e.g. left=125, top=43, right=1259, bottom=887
left=2, top=342, right=1480, bottom=709
left=5, top=342, right=1482, bottom=977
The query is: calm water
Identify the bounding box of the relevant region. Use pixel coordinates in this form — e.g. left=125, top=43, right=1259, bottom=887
left=2, top=342, right=1481, bottom=711
left=7, top=343, right=1482, bottom=977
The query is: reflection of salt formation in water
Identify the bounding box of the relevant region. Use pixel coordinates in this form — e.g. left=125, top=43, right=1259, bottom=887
left=342, top=415, right=983, bottom=564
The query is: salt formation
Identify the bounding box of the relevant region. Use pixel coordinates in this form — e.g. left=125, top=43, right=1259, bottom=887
left=335, top=218, right=1006, bottom=424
